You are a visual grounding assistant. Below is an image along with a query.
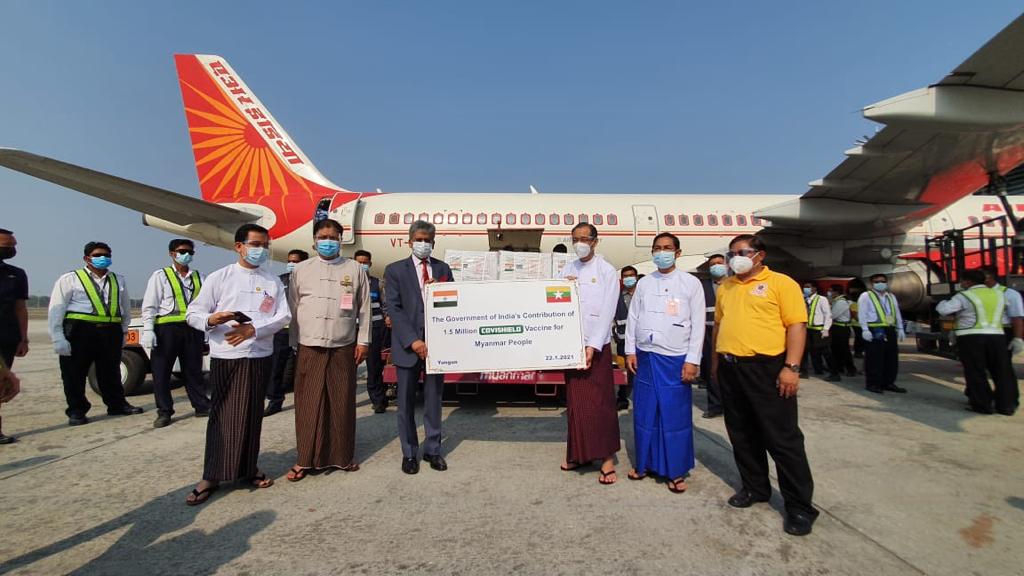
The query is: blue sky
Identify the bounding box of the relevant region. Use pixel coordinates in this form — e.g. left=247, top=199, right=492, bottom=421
left=1, top=1, right=1021, bottom=296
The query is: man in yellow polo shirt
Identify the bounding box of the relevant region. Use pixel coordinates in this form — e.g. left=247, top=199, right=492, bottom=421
left=711, top=234, right=818, bottom=536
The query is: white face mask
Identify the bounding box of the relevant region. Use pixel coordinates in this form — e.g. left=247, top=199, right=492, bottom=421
left=729, top=255, right=754, bottom=275
left=412, top=241, right=432, bottom=260
left=573, top=242, right=591, bottom=259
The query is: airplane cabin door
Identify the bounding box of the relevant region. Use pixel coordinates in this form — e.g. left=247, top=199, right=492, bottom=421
left=632, top=205, right=659, bottom=247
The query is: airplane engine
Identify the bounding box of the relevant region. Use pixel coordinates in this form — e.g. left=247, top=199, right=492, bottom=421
left=888, top=260, right=931, bottom=314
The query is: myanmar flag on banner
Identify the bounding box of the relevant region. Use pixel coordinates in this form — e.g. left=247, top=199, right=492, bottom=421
left=546, top=286, right=571, bottom=303
left=433, top=289, right=458, bottom=308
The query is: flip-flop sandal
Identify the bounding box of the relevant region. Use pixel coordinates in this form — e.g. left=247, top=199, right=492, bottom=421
left=627, top=470, right=646, bottom=481
left=286, top=466, right=308, bottom=482
left=339, top=463, right=360, bottom=472
left=599, top=469, right=617, bottom=485
left=186, top=484, right=218, bottom=506
left=249, top=473, right=274, bottom=489
left=560, top=462, right=582, bottom=471
left=667, top=477, right=688, bottom=494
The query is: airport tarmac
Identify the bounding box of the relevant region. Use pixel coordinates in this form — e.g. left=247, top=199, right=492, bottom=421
left=0, top=319, right=1021, bottom=575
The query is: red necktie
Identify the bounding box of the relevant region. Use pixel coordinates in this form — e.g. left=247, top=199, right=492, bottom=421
left=421, top=260, right=429, bottom=284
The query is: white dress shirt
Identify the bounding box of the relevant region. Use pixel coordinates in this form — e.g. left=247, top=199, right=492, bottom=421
left=558, top=254, right=619, bottom=349
left=48, top=269, right=130, bottom=341
left=936, top=285, right=1010, bottom=327
left=995, top=284, right=1024, bottom=322
left=857, top=290, right=904, bottom=333
left=806, top=293, right=833, bottom=332
left=831, top=296, right=851, bottom=324
left=141, top=266, right=203, bottom=330
left=411, top=254, right=433, bottom=296
left=624, top=268, right=706, bottom=361
left=186, top=263, right=291, bottom=359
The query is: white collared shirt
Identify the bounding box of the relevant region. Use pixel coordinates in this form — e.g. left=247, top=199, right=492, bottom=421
left=411, top=254, right=433, bottom=295
left=625, top=268, right=705, bottom=361
left=831, top=296, right=851, bottom=323
left=141, top=266, right=203, bottom=330
left=806, top=293, right=833, bottom=332
left=48, top=269, right=130, bottom=340
left=558, top=254, right=619, bottom=349
left=857, top=290, right=904, bottom=332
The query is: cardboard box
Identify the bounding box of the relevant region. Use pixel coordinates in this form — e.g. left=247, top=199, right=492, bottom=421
left=498, top=251, right=553, bottom=280
left=444, top=250, right=500, bottom=281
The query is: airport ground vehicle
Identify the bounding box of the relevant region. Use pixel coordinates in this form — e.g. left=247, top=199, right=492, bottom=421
left=87, top=318, right=210, bottom=396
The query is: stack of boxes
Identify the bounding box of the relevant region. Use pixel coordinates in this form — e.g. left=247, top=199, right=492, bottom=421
left=444, top=250, right=573, bottom=280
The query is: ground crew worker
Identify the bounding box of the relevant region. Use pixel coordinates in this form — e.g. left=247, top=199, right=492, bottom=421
left=857, top=274, right=906, bottom=394
left=980, top=267, right=1024, bottom=366
left=48, top=241, right=143, bottom=426
left=711, top=234, right=817, bottom=536
left=266, top=249, right=309, bottom=416
left=141, top=238, right=211, bottom=428
left=355, top=249, right=389, bottom=413
left=937, top=269, right=1018, bottom=415
left=613, top=265, right=638, bottom=410
left=699, top=254, right=727, bottom=418
left=801, top=282, right=839, bottom=382
left=828, top=284, right=858, bottom=377
left=848, top=279, right=866, bottom=358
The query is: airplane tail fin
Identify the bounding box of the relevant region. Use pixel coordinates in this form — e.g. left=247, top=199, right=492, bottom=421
left=174, top=54, right=355, bottom=237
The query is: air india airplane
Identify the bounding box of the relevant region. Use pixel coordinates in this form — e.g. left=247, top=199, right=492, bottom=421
left=3, top=15, right=1024, bottom=313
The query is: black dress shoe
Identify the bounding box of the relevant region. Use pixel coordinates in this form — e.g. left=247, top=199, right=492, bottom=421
left=701, top=410, right=722, bottom=419
left=883, top=385, right=907, bottom=393
left=0, top=433, right=16, bottom=444
left=965, top=405, right=994, bottom=415
left=727, top=489, right=770, bottom=508
left=865, top=386, right=883, bottom=394
left=264, top=401, right=283, bottom=416
left=401, top=457, right=419, bottom=475
left=68, top=415, right=89, bottom=426
left=107, top=404, right=143, bottom=416
left=423, top=453, right=448, bottom=471
left=825, top=374, right=841, bottom=382
left=783, top=511, right=817, bottom=536
left=616, top=398, right=629, bottom=411
left=194, top=410, right=210, bottom=418
left=153, top=415, right=172, bottom=428
left=373, top=403, right=387, bottom=414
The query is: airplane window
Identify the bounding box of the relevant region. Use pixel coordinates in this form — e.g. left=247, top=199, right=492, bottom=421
left=736, top=214, right=747, bottom=226
left=477, top=212, right=487, bottom=225
left=968, top=216, right=979, bottom=225
left=564, top=213, right=574, bottom=225
left=693, top=215, right=704, bottom=226
left=462, top=213, right=473, bottom=225
left=578, top=213, right=588, bottom=223
left=448, top=213, right=459, bottom=225
left=751, top=216, right=762, bottom=226
left=418, top=212, right=429, bottom=222
left=607, top=214, right=618, bottom=225
left=678, top=214, right=689, bottom=226
left=593, top=214, right=604, bottom=225
left=707, top=214, right=719, bottom=226
left=404, top=212, right=414, bottom=224
left=433, top=213, right=444, bottom=225
left=535, top=213, right=546, bottom=225
left=374, top=212, right=385, bottom=225
left=550, top=213, right=560, bottom=225
left=492, top=213, right=502, bottom=225
left=389, top=212, right=400, bottom=225
left=664, top=215, right=675, bottom=226
left=722, top=214, right=733, bottom=226
left=521, top=213, right=532, bottom=225
left=506, top=213, right=516, bottom=225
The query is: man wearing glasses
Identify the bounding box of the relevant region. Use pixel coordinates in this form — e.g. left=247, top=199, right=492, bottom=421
left=711, top=234, right=818, bottom=536
left=141, top=238, right=211, bottom=428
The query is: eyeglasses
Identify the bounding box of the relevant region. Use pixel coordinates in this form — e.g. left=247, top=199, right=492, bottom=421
left=242, top=241, right=271, bottom=248
left=571, top=236, right=596, bottom=243
left=175, top=249, right=195, bottom=255
left=726, top=248, right=759, bottom=259
left=89, top=253, right=111, bottom=258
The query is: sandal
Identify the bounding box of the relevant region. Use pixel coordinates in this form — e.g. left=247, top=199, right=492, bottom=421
left=339, top=463, right=360, bottom=472
left=249, top=472, right=274, bottom=489
left=627, top=469, right=646, bottom=481
left=185, top=484, right=218, bottom=506
left=286, top=466, right=308, bottom=482
left=560, top=461, right=582, bottom=471
left=598, top=468, right=617, bottom=485
left=667, top=477, right=688, bottom=494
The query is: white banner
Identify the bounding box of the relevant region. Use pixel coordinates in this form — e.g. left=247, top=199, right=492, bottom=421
left=424, top=279, right=586, bottom=374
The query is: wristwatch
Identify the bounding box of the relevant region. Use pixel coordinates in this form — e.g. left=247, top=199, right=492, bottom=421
left=784, top=362, right=801, bottom=373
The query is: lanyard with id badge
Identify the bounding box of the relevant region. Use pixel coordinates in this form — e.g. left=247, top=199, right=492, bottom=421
left=340, top=274, right=354, bottom=311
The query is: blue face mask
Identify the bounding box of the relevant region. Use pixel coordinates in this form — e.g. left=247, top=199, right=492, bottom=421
left=652, top=251, right=676, bottom=270
left=285, top=262, right=296, bottom=273
left=90, top=255, right=112, bottom=270
left=622, top=276, right=637, bottom=288
left=803, top=287, right=813, bottom=297
left=316, top=239, right=341, bottom=258
left=244, top=247, right=268, bottom=267
left=873, top=282, right=888, bottom=292
left=174, top=252, right=193, bottom=266
left=709, top=264, right=728, bottom=279
left=360, top=263, right=370, bottom=273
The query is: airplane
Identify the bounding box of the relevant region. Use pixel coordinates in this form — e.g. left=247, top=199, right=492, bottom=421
left=3, top=14, right=1024, bottom=315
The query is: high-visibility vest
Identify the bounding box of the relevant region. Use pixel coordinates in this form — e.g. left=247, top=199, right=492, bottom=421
left=832, top=296, right=852, bottom=327
left=954, top=286, right=1005, bottom=336
left=866, top=291, right=896, bottom=328
left=155, top=267, right=202, bottom=325
left=65, top=269, right=122, bottom=324
left=994, top=284, right=1012, bottom=327
left=807, top=294, right=825, bottom=330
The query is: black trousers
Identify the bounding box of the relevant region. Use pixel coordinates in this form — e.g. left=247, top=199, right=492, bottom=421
left=803, top=330, right=836, bottom=375
left=58, top=321, right=130, bottom=417
left=958, top=333, right=1019, bottom=414
left=614, top=338, right=634, bottom=400
left=700, top=328, right=721, bottom=413
left=266, top=329, right=295, bottom=404
left=366, top=325, right=387, bottom=407
left=151, top=323, right=209, bottom=416
left=1003, top=327, right=1019, bottom=387
left=1, top=344, right=14, bottom=368
left=718, top=354, right=817, bottom=517
left=829, top=325, right=857, bottom=375
left=864, top=327, right=898, bottom=391
left=853, top=328, right=865, bottom=357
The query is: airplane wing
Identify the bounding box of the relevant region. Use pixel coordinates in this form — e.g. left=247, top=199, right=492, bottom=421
left=755, top=14, right=1024, bottom=242
left=0, top=148, right=258, bottom=226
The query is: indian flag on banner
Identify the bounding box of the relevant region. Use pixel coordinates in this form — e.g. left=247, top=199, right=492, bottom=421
left=433, top=289, right=459, bottom=308
left=546, top=286, right=571, bottom=303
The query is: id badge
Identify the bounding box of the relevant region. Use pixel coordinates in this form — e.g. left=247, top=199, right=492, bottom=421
left=259, top=294, right=275, bottom=313
left=340, top=293, right=354, bottom=310
left=666, top=298, right=680, bottom=316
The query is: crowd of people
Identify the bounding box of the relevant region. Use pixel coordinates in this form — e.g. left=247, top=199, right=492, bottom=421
left=0, top=220, right=1020, bottom=537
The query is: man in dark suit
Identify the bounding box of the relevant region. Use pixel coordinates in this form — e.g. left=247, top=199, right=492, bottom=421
left=354, top=249, right=389, bottom=413
left=265, top=249, right=308, bottom=416
left=384, top=220, right=453, bottom=475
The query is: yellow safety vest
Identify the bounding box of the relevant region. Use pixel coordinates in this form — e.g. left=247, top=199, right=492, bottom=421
left=155, top=267, right=202, bottom=325
left=866, top=291, right=896, bottom=328
left=807, top=294, right=825, bottom=330
left=955, top=286, right=1005, bottom=336
left=65, top=269, right=122, bottom=324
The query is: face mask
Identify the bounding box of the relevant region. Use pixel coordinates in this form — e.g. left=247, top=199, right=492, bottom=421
left=803, top=287, right=813, bottom=297
left=826, top=291, right=835, bottom=299
left=315, top=239, right=341, bottom=258
left=286, top=262, right=296, bottom=273
left=709, top=264, right=727, bottom=279
left=0, top=247, right=15, bottom=260
left=244, top=247, right=268, bottom=267
left=652, top=251, right=676, bottom=270
left=873, top=282, right=888, bottom=292
left=622, top=276, right=637, bottom=288
left=360, top=263, right=370, bottom=273
left=90, top=255, right=112, bottom=270
left=729, top=255, right=753, bottom=275
left=573, top=242, right=591, bottom=259
left=412, top=241, right=432, bottom=260
left=174, top=252, right=193, bottom=266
